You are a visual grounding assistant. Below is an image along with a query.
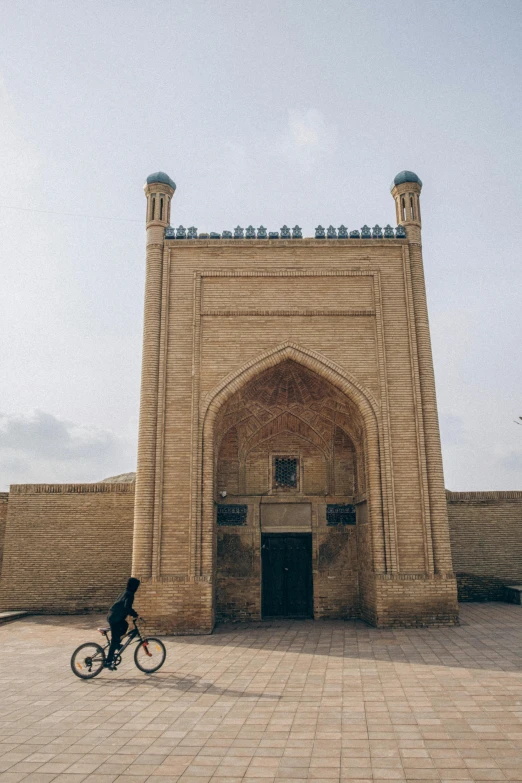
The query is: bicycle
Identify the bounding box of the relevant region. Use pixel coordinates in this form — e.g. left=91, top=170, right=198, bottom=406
left=70, top=617, right=166, bottom=679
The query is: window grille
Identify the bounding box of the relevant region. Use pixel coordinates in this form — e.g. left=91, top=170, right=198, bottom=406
left=274, top=457, right=298, bottom=488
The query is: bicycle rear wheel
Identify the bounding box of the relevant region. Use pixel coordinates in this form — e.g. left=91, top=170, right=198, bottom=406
left=71, top=642, right=106, bottom=679
left=134, top=638, right=166, bottom=673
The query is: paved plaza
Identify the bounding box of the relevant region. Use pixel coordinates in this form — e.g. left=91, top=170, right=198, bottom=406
left=1, top=605, right=522, bottom=783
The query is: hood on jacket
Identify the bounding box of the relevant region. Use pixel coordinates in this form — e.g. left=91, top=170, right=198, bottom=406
left=127, top=577, right=140, bottom=593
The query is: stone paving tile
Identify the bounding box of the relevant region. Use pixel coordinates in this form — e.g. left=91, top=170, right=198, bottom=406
left=1, top=605, right=522, bottom=783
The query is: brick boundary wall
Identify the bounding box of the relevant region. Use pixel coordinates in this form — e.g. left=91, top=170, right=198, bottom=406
left=0, top=483, right=135, bottom=614
left=0, top=485, right=520, bottom=617
left=447, top=490, right=522, bottom=584
left=0, top=493, right=8, bottom=577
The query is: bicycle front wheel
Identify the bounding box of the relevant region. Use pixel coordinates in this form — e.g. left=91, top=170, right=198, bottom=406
left=71, top=642, right=106, bottom=679
left=134, top=637, right=166, bottom=673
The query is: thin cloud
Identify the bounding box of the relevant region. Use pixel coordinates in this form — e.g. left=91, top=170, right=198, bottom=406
left=276, top=109, right=338, bottom=171
left=0, top=410, right=133, bottom=490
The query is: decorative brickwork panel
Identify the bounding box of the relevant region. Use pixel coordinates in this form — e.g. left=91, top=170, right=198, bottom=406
left=333, top=427, right=356, bottom=495
left=315, top=527, right=358, bottom=618
left=202, top=275, right=374, bottom=313
left=216, top=532, right=253, bottom=575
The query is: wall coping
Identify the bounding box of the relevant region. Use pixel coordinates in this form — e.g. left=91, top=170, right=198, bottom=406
left=9, top=483, right=135, bottom=495
left=446, top=490, right=522, bottom=501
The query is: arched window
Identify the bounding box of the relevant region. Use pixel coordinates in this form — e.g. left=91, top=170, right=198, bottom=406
left=401, top=197, right=406, bottom=221
left=410, top=195, right=415, bottom=220
left=159, top=197, right=164, bottom=221
left=151, top=196, right=156, bottom=221
left=417, top=195, right=421, bottom=222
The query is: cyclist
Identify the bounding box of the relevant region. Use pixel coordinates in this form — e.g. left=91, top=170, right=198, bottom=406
left=105, top=577, right=140, bottom=670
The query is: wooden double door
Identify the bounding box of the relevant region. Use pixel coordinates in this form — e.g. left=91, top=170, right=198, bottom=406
left=261, top=533, right=313, bottom=618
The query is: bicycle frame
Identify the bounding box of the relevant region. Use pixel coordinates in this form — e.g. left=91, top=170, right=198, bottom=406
left=99, top=618, right=147, bottom=659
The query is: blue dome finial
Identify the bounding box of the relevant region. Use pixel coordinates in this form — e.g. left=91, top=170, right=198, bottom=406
left=146, top=171, right=176, bottom=191
left=391, top=170, right=422, bottom=191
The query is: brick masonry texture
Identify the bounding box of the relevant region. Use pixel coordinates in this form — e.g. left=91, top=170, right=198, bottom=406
left=0, top=483, right=134, bottom=613
left=130, top=177, right=459, bottom=632
left=448, top=491, right=522, bottom=583
left=0, top=493, right=7, bottom=579
left=6, top=180, right=520, bottom=631
left=0, top=486, right=520, bottom=620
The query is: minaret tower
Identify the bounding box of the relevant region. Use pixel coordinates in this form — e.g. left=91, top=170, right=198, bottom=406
left=144, top=171, right=176, bottom=242
left=133, top=172, right=176, bottom=580
left=391, top=170, right=422, bottom=240
left=391, top=170, right=453, bottom=577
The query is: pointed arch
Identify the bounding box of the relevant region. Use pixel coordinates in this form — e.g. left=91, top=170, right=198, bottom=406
left=195, top=342, right=390, bottom=592
left=201, top=342, right=379, bottom=423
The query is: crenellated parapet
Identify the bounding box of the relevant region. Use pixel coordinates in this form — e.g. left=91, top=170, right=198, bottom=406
left=164, top=223, right=407, bottom=240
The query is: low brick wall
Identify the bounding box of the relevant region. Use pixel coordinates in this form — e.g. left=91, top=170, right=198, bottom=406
left=0, top=483, right=134, bottom=613
left=0, top=493, right=8, bottom=575
left=456, top=573, right=507, bottom=602
left=447, top=491, right=522, bottom=584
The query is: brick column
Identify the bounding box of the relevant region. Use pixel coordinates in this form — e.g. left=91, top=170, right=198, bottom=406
left=133, top=174, right=175, bottom=578
left=132, top=239, right=163, bottom=578
left=407, top=229, right=453, bottom=574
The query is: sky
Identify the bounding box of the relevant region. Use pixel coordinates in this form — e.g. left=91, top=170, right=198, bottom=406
left=0, top=0, right=521, bottom=492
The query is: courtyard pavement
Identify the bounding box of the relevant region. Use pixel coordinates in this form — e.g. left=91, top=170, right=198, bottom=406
left=1, top=605, right=522, bottom=783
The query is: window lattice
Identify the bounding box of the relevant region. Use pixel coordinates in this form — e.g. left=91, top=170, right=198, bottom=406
left=274, top=457, right=298, bottom=488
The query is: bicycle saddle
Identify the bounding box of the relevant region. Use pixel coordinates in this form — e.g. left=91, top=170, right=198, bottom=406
left=97, top=627, right=110, bottom=634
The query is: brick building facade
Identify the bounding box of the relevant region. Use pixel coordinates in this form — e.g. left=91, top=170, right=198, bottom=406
left=2, top=172, right=518, bottom=629
left=131, top=170, right=459, bottom=632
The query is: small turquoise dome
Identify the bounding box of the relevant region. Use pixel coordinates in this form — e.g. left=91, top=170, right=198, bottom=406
left=391, top=170, right=422, bottom=191
left=146, top=171, right=176, bottom=191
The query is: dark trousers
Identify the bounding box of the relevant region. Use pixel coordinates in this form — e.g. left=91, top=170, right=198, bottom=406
left=107, top=619, right=128, bottom=664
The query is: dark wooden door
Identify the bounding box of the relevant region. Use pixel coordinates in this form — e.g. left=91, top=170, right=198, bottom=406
left=261, top=533, right=313, bottom=618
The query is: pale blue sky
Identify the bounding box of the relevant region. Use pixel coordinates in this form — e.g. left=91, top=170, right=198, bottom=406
left=1, top=0, right=521, bottom=490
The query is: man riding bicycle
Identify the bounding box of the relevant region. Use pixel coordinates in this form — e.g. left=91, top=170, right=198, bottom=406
left=105, top=577, right=140, bottom=670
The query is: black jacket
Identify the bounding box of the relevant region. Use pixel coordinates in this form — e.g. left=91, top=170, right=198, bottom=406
left=107, top=577, right=140, bottom=623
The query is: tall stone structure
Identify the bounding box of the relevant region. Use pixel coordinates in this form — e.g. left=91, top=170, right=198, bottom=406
left=133, top=170, right=459, bottom=633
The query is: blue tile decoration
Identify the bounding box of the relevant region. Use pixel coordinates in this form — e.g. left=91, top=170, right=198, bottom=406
left=167, top=223, right=405, bottom=240
left=326, top=504, right=356, bottom=526
left=327, top=225, right=337, bottom=239
left=217, top=504, right=248, bottom=526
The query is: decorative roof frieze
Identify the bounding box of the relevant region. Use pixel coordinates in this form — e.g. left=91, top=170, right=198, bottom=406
left=165, top=224, right=407, bottom=240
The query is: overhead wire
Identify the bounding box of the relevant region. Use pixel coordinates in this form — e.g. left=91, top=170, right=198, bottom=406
left=0, top=205, right=141, bottom=223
